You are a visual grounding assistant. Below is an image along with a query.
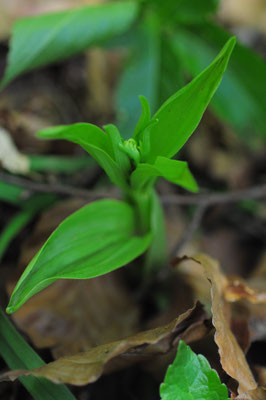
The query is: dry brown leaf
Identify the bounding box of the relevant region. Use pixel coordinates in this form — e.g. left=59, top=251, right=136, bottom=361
left=219, top=0, right=266, bottom=34
left=176, top=254, right=261, bottom=395
left=236, top=387, right=266, bottom=400
left=7, top=199, right=139, bottom=358
left=225, top=278, right=266, bottom=304
left=193, top=254, right=258, bottom=394
left=254, top=366, right=266, bottom=387
left=1, top=302, right=208, bottom=385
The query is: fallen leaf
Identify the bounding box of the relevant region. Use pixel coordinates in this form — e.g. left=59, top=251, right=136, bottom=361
left=0, top=127, right=30, bottom=174
left=236, top=387, right=266, bottom=400
left=8, top=199, right=139, bottom=358
left=175, top=254, right=261, bottom=395
left=0, top=302, right=208, bottom=385
left=193, top=254, right=258, bottom=394
left=225, top=278, right=266, bottom=304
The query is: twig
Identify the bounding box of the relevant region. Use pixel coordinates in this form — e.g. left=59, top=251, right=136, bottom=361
left=0, top=172, right=110, bottom=201
left=1, top=171, right=266, bottom=207
left=161, top=184, right=266, bottom=206
left=171, top=204, right=207, bottom=257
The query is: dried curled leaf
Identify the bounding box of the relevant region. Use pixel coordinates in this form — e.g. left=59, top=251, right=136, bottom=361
left=175, top=254, right=263, bottom=395
left=193, top=254, right=258, bottom=394
left=1, top=303, right=208, bottom=385
left=225, top=278, right=266, bottom=304
left=236, top=387, right=266, bottom=400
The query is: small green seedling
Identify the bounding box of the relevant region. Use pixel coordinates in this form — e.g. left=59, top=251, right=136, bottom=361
left=6, top=37, right=235, bottom=314
left=160, top=341, right=229, bottom=400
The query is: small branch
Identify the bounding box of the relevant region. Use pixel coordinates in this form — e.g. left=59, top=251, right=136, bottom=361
left=171, top=204, right=207, bottom=257
left=0, top=172, right=110, bottom=201
left=1, top=171, right=266, bottom=208
left=161, top=184, right=266, bottom=206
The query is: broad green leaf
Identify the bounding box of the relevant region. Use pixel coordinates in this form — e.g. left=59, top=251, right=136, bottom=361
left=1, top=2, right=138, bottom=88
left=171, top=23, right=266, bottom=142
left=0, top=309, right=76, bottom=400
left=147, top=37, right=236, bottom=163
left=115, top=14, right=160, bottom=139
left=38, top=123, right=128, bottom=189
left=160, top=340, right=229, bottom=400
left=7, top=199, right=151, bottom=313
left=131, top=156, right=198, bottom=192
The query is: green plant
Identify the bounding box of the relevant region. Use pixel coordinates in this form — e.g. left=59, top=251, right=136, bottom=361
left=160, top=341, right=229, bottom=400
left=6, top=36, right=235, bottom=314
left=0, top=309, right=76, bottom=400
left=1, top=0, right=265, bottom=141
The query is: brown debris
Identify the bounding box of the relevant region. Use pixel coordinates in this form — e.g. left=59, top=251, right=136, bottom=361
left=0, top=303, right=208, bottom=385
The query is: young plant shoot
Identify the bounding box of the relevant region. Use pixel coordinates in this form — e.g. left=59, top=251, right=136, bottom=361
left=6, top=37, right=236, bottom=314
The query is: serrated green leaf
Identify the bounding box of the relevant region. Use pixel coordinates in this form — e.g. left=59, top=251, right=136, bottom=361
left=0, top=309, right=76, bottom=400
left=37, top=123, right=128, bottom=190
left=171, top=23, right=266, bottom=142
left=130, top=156, right=198, bottom=192
left=115, top=14, right=160, bottom=139
left=147, top=37, right=236, bottom=163
left=1, top=2, right=138, bottom=88
left=7, top=199, right=151, bottom=313
left=160, top=340, right=229, bottom=400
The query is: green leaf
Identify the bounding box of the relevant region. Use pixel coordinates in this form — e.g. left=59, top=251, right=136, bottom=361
left=0, top=181, right=25, bottom=205
left=147, top=37, right=236, bottom=163
left=0, top=309, right=76, bottom=400
left=7, top=199, right=151, bottom=313
left=115, top=14, right=160, bottom=139
left=171, top=23, right=266, bottom=142
left=174, top=0, right=219, bottom=23
left=0, top=194, right=56, bottom=262
left=133, top=95, right=151, bottom=141
left=103, top=124, right=131, bottom=176
left=159, top=35, right=186, bottom=106
left=131, top=156, right=198, bottom=192
left=38, top=123, right=128, bottom=189
left=29, top=155, right=93, bottom=173
left=1, top=1, right=138, bottom=88
left=160, top=340, right=229, bottom=400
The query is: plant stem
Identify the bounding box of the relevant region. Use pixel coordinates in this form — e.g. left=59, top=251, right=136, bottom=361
left=127, top=188, right=167, bottom=274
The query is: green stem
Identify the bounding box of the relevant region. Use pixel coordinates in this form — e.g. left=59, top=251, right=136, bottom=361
left=127, top=188, right=167, bottom=274
left=128, top=189, right=152, bottom=235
